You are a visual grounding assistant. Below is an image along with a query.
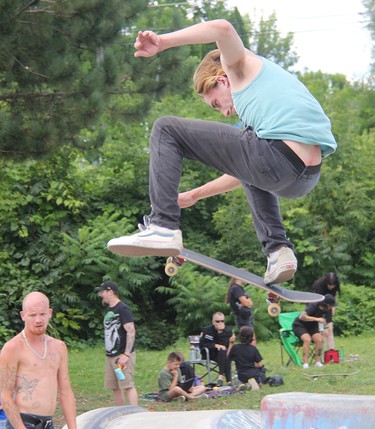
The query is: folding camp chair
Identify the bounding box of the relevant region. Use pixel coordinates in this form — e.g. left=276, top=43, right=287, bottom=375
left=278, top=311, right=315, bottom=367
left=186, top=335, right=220, bottom=384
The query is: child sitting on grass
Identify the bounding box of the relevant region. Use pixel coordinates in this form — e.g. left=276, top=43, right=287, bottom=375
left=158, top=351, right=207, bottom=402
left=228, top=326, right=267, bottom=390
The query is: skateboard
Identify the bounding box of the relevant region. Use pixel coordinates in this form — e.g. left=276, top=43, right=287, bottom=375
left=165, top=248, right=324, bottom=316
left=302, top=370, right=360, bottom=380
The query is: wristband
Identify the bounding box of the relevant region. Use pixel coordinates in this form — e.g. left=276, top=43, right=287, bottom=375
left=123, top=353, right=130, bottom=357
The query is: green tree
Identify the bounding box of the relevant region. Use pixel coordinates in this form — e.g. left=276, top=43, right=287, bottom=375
left=189, top=2, right=298, bottom=70
left=0, top=0, right=197, bottom=159
left=0, top=0, right=149, bottom=157
left=250, top=12, right=298, bottom=69
left=363, top=0, right=375, bottom=78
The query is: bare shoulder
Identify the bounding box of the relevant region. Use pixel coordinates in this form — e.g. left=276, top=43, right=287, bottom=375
left=226, top=50, right=263, bottom=92
left=48, top=336, right=68, bottom=353
left=0, top=334, right=23, bottom=357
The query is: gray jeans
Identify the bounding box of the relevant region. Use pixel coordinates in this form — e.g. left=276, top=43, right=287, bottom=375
left=149, top=116, right=320, bottom=255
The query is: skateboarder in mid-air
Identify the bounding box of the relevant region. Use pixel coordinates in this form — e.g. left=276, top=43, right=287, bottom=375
left=107, top=19, right=337, bottom=285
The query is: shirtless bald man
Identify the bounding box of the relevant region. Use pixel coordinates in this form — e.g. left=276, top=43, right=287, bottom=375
left=0, top=292, right=77, bottom=429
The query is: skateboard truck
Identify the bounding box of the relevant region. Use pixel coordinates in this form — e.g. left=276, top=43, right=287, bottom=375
left=165, top=256, right=186, bottom=276
left=266, top=292, right=281, bottom=317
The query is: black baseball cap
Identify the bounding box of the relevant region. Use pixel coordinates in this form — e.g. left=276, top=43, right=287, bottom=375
left=95, top=281, right=119, bottom=293
left=322, top=293, right=336, bottom=306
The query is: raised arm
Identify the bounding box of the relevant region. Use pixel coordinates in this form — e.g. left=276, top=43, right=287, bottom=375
left=135, top=20, right=242, bottom=57
left=134, top=19, right=262, bottom=89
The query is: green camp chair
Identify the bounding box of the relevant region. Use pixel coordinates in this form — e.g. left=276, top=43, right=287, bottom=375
left=278, top=311, right=314, bottom=367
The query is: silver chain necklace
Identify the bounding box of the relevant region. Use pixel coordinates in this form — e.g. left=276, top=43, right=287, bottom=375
left=22, top=329, right=47, bottom=360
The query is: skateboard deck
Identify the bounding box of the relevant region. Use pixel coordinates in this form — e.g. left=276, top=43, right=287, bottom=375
left=165, top=248, right=324, bottom=308
left=302, top=370, right=360, bottom=380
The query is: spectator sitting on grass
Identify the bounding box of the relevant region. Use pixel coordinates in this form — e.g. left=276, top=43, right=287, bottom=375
left=228, top=325, right=267, bottom=390
left=158, top=352, right=207, bottom=402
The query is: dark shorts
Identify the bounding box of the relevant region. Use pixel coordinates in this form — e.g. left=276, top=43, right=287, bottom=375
left=293, top=323, right=320, bottom=339
left=6, top=413, right=54, bottom=429
left=238, top=366, right=267, bottom=384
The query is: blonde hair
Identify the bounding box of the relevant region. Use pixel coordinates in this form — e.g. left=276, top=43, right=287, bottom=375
left=193, top=49, right=226, bottom=96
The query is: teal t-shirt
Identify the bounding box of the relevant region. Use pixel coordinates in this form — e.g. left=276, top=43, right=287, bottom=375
left=232, top=57, right=337, bottom=158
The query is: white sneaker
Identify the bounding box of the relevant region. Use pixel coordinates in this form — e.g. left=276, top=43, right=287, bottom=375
left=302, top=363, right=309, bottom=369
left=107, top=224, right=182, bottom=257
left=315, top=361, right=323, bottom=367
left=264, top=246, right=297, bottom=284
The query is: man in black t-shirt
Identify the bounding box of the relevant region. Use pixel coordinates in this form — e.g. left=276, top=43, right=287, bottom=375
left=96, top=281, right=138, bottom=405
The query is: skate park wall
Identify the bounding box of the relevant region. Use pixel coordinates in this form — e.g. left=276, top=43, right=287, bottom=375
left=63, top=392, right=375, bottom=429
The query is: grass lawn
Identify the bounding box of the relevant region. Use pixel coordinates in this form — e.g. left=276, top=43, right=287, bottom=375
left=54, top=333, right=375, bottom=428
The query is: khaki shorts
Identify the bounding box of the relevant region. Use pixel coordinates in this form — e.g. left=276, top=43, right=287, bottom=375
left=104, top=352, right=136, bottom=390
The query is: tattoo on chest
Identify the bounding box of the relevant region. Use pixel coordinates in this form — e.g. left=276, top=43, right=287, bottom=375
left=16, top=375, right=39, bottom=402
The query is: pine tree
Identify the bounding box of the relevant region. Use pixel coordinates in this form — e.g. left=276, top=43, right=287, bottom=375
left=0, top=0, right=148, bottom=157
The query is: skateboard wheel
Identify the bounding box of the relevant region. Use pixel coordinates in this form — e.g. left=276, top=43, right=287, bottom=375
left=268, top=303, right=281, bottom=317
left=165, top=262, right=178, bottom=276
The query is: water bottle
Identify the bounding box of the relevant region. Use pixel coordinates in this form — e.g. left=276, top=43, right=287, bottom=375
left=193, top=376, right=201, bottom=386
left=114, top=366, right=125, bottom=380
left=189, top=346, right=196, bottom=361
left=195, top=346, right=201, bottom=361
left=340, top=345, right=345, bottom=362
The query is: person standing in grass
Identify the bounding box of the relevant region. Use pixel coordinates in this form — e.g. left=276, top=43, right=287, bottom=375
left=226, top=278, right=255, bottom=342
left=310, top=272, right=340, bottom=350
left=0, top=292, right=77, bottom=429
left=158, top=352, right=207, bottom=402
left=96, top=281, right=138, bottom=406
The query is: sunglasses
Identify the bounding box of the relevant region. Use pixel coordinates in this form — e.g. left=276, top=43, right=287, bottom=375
left=215, top=320, right=225, bottom=323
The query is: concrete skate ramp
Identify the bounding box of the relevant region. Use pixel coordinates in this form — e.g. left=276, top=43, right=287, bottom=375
left=65, top=406, right=261, bottom=429
left=262, top=392, right=375, bottom=429
left=64, top=392, right=375, bottom=428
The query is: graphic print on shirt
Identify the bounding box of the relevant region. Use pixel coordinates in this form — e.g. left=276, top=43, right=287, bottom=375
left=104, top=310, right=121, bottom=355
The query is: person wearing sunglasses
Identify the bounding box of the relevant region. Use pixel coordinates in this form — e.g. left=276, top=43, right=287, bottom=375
left=199, top=312, right=235, bottom=387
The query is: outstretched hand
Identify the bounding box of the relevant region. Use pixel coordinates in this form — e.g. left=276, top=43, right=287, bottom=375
left=134, top=31, right=161, bottom=58
left=178, top=191, right=199, bottom=208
